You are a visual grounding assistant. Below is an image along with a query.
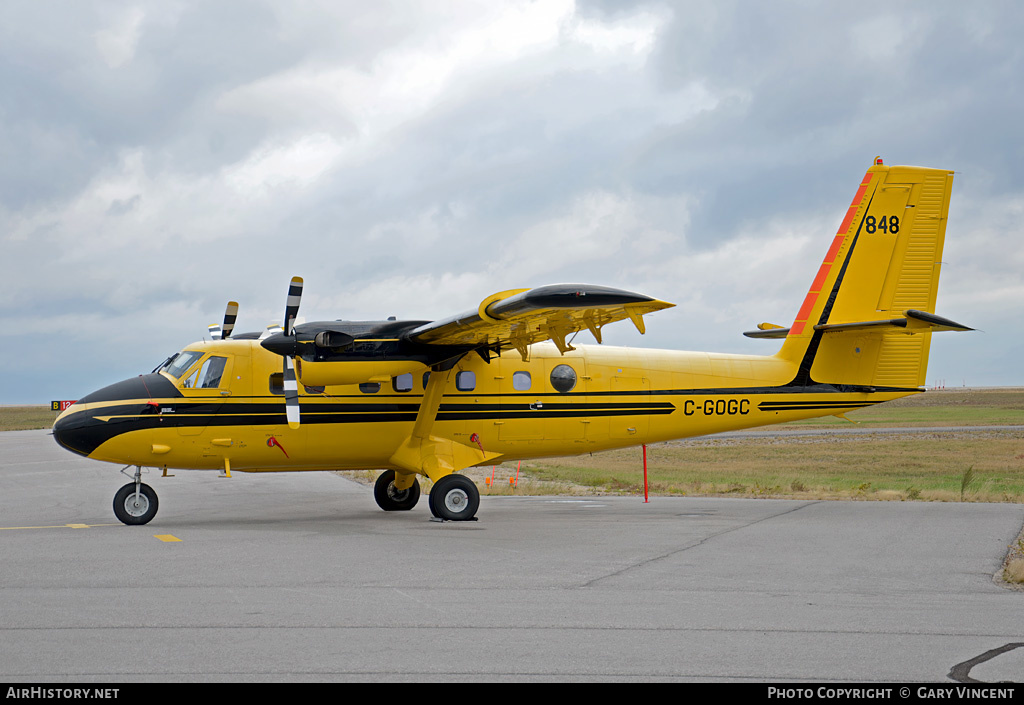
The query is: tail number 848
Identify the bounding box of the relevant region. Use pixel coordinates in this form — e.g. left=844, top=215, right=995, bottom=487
left=684, top=399, right=750, bottom=416
left=865, top=215, right=899, bottom=234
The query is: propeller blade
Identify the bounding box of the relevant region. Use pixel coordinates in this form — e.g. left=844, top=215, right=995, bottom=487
left=284, top=277, right=303, bottom=336
left=259, top=323, right=282, bottom=341
left=283, top=356, right=300, bottom=429
left=277, top=277, right=303, bottom=429
left=222, top=301, right=239, bottom=339
left=208, top=324, right=222, bottom=340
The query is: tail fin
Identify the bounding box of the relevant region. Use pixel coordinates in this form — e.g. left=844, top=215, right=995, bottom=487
left=776, top=157, right=963, bottom=389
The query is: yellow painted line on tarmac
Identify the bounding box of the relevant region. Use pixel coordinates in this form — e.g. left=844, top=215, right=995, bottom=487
left=154, top=534, right=182, bottom=542
left=0, top=523, right=119, bottom=531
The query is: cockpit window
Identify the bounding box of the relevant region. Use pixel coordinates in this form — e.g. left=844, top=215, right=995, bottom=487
left=197, top=356, right=228, bottom=388
left=163, top=351, right=204, bottom=379
left=153, top=354, right=177, bottom=374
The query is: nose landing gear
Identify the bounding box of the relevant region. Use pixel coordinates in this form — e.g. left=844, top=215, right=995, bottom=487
left=113, top=465, right=159, bottom=525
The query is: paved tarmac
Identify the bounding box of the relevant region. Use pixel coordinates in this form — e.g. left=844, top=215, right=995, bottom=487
left=1, top=429, right=1023, bottom=682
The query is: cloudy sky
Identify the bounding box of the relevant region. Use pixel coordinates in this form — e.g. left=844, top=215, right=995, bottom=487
left=2, top=1, right=1022, bottom=404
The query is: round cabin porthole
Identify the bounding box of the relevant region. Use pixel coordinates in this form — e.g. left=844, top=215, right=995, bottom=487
left=550, top=364, right=577, bottom=393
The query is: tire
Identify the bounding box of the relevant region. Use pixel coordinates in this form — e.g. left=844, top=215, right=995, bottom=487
left=113, top=482, right=159, bottom=525
left=373, top=470, right=420, bottom=511
left=429, top=474, right=479, bottom=521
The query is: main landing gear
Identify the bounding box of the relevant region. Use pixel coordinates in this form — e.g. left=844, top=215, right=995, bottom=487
left=373, top=470, right=421, bottom=511
left=113, top=466, right=159, bottom=525
left=372, top=470, right=480, bottom=521
left=428, top=474, right=480, bottom=521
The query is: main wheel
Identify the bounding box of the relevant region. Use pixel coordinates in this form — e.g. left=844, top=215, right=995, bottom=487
left=113, top=482, right=159, bottom=525
left=429, top=474, right=480, bottom=521
left=373, top=470, right=421, bottom=511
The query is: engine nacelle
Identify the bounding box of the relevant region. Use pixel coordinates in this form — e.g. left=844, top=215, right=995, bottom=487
left=295, top=359, right=429, bottom=387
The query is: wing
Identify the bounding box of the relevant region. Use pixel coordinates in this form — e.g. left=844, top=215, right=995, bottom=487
left=405, top=284, right=674, bottom=360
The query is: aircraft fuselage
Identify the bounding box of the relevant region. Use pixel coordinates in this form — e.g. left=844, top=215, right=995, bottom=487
left=54, top=338, right=909, bottom=473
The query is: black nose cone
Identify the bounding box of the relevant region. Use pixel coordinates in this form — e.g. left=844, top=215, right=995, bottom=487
left=52, top=374, right=180, bottom=457
left=52, top=409, right=97, bottom=457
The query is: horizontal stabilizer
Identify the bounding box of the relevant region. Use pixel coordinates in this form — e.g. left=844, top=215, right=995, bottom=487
left=814, top=310, right=973, bottom=334
left=744, top=326, right=790, bottom=339
left=745, top=311, right=971, bottom=339
left=903, top=310, right=974, bottom=332
left=743, top=322, right=789, bottom=339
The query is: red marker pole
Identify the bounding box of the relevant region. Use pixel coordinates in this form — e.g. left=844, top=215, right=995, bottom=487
left=643, top=444, right=649, bottom=503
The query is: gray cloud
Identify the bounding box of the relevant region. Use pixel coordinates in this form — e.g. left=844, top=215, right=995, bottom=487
left=2, top=1, right=1021, bottom=403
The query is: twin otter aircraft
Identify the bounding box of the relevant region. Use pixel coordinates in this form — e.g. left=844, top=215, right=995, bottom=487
left=54, top=159, right=970, bottom=525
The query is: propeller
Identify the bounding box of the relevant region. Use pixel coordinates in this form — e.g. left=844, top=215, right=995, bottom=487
left=260, top=277, right=360, bottom=429
left=209, top=301, right=239, bottom=340
left=259, top=323, right=283, bottom=341
left=281, top=277, right=303, bottom=429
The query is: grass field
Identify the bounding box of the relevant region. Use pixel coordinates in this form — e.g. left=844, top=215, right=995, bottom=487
left=8, top=389, right=1024, bottom=502
left=475, top=388, right=1024, bottom=503
left=0, top=406, right=60, bottom=432
left=516, top=432, right=1023, bottom=503
left=790, top=388, right=1024, bottom=428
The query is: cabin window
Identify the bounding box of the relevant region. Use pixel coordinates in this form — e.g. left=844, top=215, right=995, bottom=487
left=163, top=350, right=204, bottom=379
left=197, top=356, right=228, bottom=389
left=512, top=371, right=531, bottom=391
left=393, top=373, right=413, bottom=393
left=271, top=374, right=322, bottom=396
left=456, top=370, right=476, bottom=391
left=359, top=382, right=381, bottom=394
left=422, top=372, right=430, bottom=389
left=549, top=364, right=577, bottom=393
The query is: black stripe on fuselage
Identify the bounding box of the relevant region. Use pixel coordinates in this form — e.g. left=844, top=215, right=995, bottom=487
left=53, top=397, right=676, bottom=456
left=758, top=402, right=872, bottom=412
left=64, top=399, right=677, bottom=426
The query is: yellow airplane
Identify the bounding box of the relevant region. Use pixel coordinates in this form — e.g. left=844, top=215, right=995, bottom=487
left=54, top=158, right=970, bottom=525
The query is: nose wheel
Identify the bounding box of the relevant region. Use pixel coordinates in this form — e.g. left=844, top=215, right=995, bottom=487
left=113, top=482, right=159, bottom=525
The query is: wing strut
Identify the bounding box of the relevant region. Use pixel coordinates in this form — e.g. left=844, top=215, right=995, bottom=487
left=411, top=367, right=452, bottom=442
left=388, top=363, right=502, bottom=484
